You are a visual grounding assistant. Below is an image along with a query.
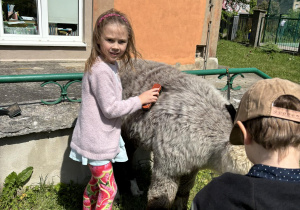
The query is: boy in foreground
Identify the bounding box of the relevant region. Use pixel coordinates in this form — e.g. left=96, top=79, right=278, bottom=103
left=192, top=78, right=300, bottom=210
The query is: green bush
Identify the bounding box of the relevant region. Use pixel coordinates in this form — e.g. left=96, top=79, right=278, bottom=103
left=259, top=42, right=281, bottom=53
left=234, top=30, right=249, bottom=43
left=0, top=166, right=33, bottom=209
left=0, top=167, right=85, bottom=210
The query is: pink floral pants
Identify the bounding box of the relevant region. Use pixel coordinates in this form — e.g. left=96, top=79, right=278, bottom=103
left=83, top=162, right=117, bottom=210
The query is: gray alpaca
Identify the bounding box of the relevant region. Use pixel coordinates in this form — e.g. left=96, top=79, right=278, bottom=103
left=119, top=60, right=251, bottom=209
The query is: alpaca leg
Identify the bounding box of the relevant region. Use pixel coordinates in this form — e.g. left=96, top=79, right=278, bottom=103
left=147, top=168, right=179, bottom=210
left=171, top=169, right=199, bottom=210
left=113, top=138, right=137, bottom=195
left=113, top=162, right=131, bottom=195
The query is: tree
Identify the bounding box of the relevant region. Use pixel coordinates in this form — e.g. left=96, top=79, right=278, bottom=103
left=257, top=0, right=269, bottom=10
left=257, top=0, right=280, bottom=16
left=223, top=0, right=257, bottom=14
left=223, top=0, right=249, bottom=13
left=249, top=0, right=258, bottom=14
left=287, top=9, right=300, bottom=18
left=269, top=1, right=280, bottom=15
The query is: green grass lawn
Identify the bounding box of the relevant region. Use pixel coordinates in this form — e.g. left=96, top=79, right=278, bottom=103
left=0, top=166, right=216, bottom=210
left=1, top=40, right=299, bottom=209
left=216, top=39, right=300, bottom=83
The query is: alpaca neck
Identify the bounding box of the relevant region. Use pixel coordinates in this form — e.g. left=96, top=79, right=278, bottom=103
left=219, top=143, right=252, bottom=175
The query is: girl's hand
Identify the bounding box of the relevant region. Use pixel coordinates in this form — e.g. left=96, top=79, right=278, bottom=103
left=138, top=88, right=160, bottom=105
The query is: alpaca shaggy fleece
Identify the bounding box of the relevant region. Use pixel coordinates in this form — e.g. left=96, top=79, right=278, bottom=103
left=118, top=60, right=252, bottom=209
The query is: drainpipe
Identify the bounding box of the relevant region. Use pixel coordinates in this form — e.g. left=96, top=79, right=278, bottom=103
left=204, top=0, right=214, bottom=71
left=204, top=20, right=212, bottom=71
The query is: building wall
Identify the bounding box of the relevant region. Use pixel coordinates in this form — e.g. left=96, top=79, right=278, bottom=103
left=113, top=0, right=223, bottom=65
left=93, top=0, right=114, bottom=28
left=0, top=0, right=222, bottom=65
left=294, top=0, right=300, bottom=10
left=114, top=0, right=210, bottom=65
left=0, top=1, right=93, bottom=61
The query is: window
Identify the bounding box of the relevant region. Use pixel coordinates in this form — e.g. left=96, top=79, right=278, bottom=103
left=0, top=0, right=85, bottom=46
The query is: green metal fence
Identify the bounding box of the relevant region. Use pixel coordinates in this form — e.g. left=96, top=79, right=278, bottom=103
left=261, top=15, right=300, bottom=51
left=0, top=73, right=83, bottom=105
left=235, top=14, right=253, bottom=43
left=0, top=68, right=271, bottom=105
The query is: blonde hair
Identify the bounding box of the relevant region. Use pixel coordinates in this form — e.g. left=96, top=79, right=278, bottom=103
left=244, top=95, right=300, bottom=150
left=85, top=8, right=141, bottom=72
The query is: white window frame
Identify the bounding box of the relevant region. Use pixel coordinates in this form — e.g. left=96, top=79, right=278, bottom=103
left=0, top=0, right=85, bottom=47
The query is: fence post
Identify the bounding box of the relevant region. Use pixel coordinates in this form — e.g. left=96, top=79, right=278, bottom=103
left=228, top=16, right=239, bottom=41
left=275, top=14, right=283, bottom=44
left=249, top=9, right=266, bottom=47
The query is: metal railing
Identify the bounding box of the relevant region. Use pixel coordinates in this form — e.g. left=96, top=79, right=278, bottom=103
left=0, top=73, right=83, bottom=105
left=261, top=15, right=300, bottom=52
left=0, top=68, right=271, bottom=104
left=183, top=67, right=271, bottom=100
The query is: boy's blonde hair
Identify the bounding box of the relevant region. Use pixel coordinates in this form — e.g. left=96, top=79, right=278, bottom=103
left=85, top=8, right=141, bottom=72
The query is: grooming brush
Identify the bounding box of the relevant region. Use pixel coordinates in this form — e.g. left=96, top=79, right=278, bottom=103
left=142, top=83, right=162, bottom=111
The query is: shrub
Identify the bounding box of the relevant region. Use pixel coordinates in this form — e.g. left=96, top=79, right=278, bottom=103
left=259, top=42, right=281, bottom=53
left=0, top=167, right=33, bottom=209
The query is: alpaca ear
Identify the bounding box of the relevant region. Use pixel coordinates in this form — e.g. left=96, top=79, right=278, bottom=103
left=236, top=121, right=251, bottom=145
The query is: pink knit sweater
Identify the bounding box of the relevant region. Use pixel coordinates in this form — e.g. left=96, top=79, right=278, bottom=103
left=70, top=58, right=141, bottom=160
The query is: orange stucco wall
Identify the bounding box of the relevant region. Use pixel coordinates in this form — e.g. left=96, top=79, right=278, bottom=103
left=93, top=0, right=114, bottom=28
left=114, top=0, right=207, bottom=65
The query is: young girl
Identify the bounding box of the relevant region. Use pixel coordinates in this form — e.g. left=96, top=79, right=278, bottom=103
left=69, top=9, right=159, bottom=210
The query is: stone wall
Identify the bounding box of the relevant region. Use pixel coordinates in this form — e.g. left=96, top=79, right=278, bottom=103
left=0, top=102, right=90, bottom=188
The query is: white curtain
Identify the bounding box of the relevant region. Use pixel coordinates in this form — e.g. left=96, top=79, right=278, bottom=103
left=48, top=0, right=78, bottom=24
